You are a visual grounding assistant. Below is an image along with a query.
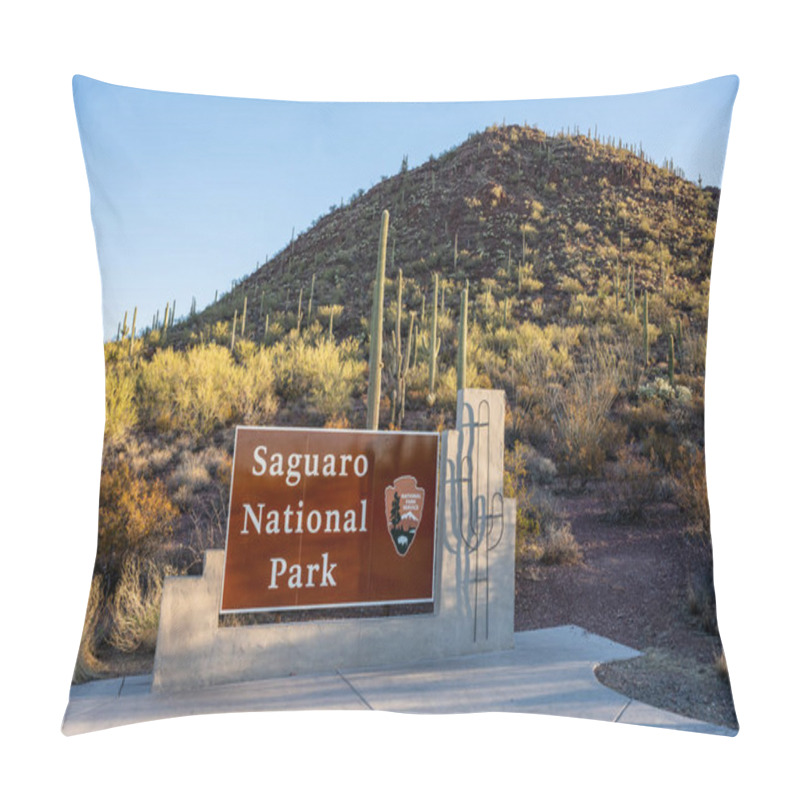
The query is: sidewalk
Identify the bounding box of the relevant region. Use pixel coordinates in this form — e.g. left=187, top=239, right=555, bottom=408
left=62, top=625, right=736, bottom=736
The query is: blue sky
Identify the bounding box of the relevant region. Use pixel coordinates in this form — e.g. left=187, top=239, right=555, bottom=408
left=73, top=75, right=738, bottom=340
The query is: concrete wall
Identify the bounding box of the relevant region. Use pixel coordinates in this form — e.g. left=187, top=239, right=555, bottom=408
left=152, top=388, right=516, bottom=692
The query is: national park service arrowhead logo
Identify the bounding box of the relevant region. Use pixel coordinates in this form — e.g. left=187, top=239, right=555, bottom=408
left=384, top=475, right=425, bottom=556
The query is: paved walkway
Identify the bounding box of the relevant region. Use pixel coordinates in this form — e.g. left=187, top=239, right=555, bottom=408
left=62, top=625, right=736, bottom=736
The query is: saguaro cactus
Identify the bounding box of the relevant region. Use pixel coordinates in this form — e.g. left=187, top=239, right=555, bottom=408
left=427, top=274, right=441, bottom=402
left=129, top=306, right=137, bottom=357
left=390, top=268, right=405, bottom=426
left=308, top=273, right=316, bottom=320
left=399, top=312, right=416, bottom=426
left=161, top=301, right=169, bottom=343
left=366, top=210, right=389, bottom=430
left=668, top=334, right=675, bottom=385
left=457, top=284, right=469, bottom=392
left=390, top=302, right=415, bottom=428
left=296, top=288, right=304, bottom=333
left=394, top=270, right=404, bottom=378
left=642, top=290, right=649, bottom=366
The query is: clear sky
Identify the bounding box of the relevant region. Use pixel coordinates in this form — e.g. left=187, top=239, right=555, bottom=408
left=72, top=75, right=738, bottom=340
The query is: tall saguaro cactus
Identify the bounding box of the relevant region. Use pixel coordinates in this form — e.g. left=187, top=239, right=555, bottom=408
left=366, top=210, right=389, bottom=430
left=129, top=306, right=137, bottom=357
left=161, top=301, right=169, bottom=343
left=394, top=270, right=404, bottom=379
left=390, top=268, right=405, bottom=426
left=457, top=284, right=469, bottom=392
left=428, top=273, right=441, bottom=402
left=296, top=288, right=304, bottom=332
left=308, top=273, right=316, bottom=320
left=642, top=290, right=650, bottom=366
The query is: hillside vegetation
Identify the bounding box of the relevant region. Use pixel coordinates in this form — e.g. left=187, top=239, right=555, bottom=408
left=78, top=124, right=719, bottom=680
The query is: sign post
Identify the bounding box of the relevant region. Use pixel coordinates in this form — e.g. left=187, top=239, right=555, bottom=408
left=221, top=427, right=440, bottom=614
left=153, top=390, right=515, bottom=692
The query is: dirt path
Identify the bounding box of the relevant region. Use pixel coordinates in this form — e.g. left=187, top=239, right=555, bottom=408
left=514, top=488, right=738, bottom=730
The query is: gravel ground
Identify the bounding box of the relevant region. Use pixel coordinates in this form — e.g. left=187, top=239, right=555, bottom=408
left=514, top=489, right=738, bottom=731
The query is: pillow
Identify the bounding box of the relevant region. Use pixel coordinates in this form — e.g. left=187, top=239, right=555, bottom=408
left=64, top=74, right=738, bottom=736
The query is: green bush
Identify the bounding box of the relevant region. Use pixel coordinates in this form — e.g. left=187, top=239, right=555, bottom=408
left=104, top=362, right=137, bottom=445
left=137, top=343, right=278, bottom=436
left=271, top=334, right=364, bottom=420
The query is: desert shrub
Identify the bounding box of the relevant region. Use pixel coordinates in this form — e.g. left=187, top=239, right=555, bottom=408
left=138, top=345, right=234, bottom=435
left=672, top=447, right=710, bottom=539
left=623, top=396, right=670, bottom=439
left=505, top=446, right=569, bottom=562
left=271, top=335, right=364, bottom=420
left=120, top=436, right=181, bottom=477
left=602, top=446, right=660, bottom=521
left=233, top=339, right=258, bottom=362
left=537, top=522, right=583, bottom=565
left=210, top=319, right=231, bottom=346
left=108, top=555, right=175, bottom=653
left=683, top=330, right=707, bottom=375
left=104, top=362, right=137, bottom=445
left=485, top=325, right=515, bottom=359
left=520, top=276, right=544, bottom=293
left=504, top=441, right=531, bottom=502
left=646, top=292, right=671, bottom=327
left=558, top=276, right=584, bottom=295
left=509, top=323, right=577, bottom=418
left=181, top=345, right=248, bottom=432
left=73, top=575, right=105, bottom=683
left=638, top=376, right=691, bottom=405
left=549, top=341, right=625, bottom=487
left=97, top=461, right=179, bottom=580
left=505, top=442, right=537, bottom=559
left=169, top=450, right=213, bottom=509
left=234, top=348, right=279, bottom=425
left=546, top=323, right=583, bottom=353
left=137, top=344, right=278, bottom=436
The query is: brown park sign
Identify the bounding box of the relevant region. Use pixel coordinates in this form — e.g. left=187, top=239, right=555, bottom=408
left=220, top=426, right=440, bottom=613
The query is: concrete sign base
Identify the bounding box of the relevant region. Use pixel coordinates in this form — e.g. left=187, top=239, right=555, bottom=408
left=152, top=389, right=516, bottom=692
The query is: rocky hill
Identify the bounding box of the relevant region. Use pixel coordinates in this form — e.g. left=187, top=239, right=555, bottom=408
left=173, top=123, right=718, bottom=353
